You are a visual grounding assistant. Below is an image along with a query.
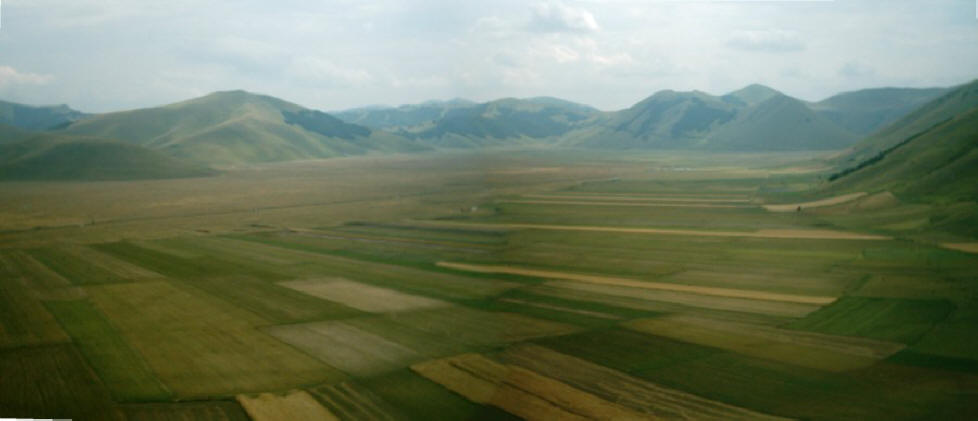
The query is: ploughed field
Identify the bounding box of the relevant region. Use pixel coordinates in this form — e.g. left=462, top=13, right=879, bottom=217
left=1, top=151, right=977, bottom=420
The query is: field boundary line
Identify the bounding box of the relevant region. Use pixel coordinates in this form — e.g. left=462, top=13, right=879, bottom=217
left=763, top=192, right=867, bottom=212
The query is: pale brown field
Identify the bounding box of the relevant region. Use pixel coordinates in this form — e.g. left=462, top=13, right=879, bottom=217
left=534, top=280, right=822, bottom=319
left=498, top=344, right=792, bottom=421
left=263, top=321, right=421, bottom=377
left=237, top=390, right=338, bottom=421
left=438, top=262, right=836, bottom=305
left=280, top=279, right=450, bottom=313
left=64, top=245, right=166, bottom=281
left=941, top=243, right=978, bottom=254
left=424, top=222, right=891, bottom=240
left=624, top=315, right=905, bottom=371
left=763, top=192, right=867, bottom=212
left=413, top=353, right=655, bottom=421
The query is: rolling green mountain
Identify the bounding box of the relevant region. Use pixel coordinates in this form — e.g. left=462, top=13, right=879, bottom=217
left=826, top=106, right=978, bottom=202
left=402, top=97, right=599, bottom=147
left=0, top=134, right=216, bottom=180
left=333, top=98, right=477, bottom=129
left=811, top=87, right=948, bottom=136
left=0, top=100, right=87, bottom=130
left=564, top=86, right=857, bottom=151
left=563, top=90, right=738, bottom=148
left=706, top=93, right=858, bottom=151
left=0, top=123, right=33, bottom=144
left=62, top=90, right=426, bottom=165
left=832, top=80, right=978, bottom=168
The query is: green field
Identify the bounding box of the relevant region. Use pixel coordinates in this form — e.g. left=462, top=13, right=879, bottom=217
left=1, top=150, right=977, bottom=419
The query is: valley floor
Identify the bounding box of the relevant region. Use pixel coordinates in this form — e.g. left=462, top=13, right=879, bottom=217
left=1, top=150, right=977, bottom=420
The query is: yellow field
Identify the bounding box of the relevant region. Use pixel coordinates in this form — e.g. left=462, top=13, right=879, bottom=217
left=237, top=390, right=338, bottom=421
left=941, top=243, right=978, bottom=254
left=413, top=353, right=655, bottom=421
left=499, top=344, right=791, bottom=421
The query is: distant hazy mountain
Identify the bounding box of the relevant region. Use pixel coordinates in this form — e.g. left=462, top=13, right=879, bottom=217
left=565, top=85, right=857, bottom=151
left=833, top=80, right=978, bottom=168
left=333, top=98, right=477, bottom=129
left=0, top=134, right=216, bottom=180
left=0, top=100, right=87, bottom=130
left=402, top=97, right=600, bottom=147
left=810, top=87, right=948, bottom=136
left=62, top=90, right=426, bottom=165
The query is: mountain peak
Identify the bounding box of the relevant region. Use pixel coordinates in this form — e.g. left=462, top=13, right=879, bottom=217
left=725, top=84, right=782, bottom=106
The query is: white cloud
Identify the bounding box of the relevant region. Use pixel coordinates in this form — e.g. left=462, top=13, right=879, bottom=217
left=287, top=56, right=373, bottom=86
left=0, top=66, right=53, bottom=87
left=726, top=29, right=805, bottom=52
left=528, top=1, right=600, bottom=33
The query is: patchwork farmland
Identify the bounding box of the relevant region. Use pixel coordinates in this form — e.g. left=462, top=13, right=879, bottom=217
left=1, top=151, right=978, bottom=420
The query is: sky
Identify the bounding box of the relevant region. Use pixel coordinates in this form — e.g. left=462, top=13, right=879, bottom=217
left=0, top=0, right=976, bottom=112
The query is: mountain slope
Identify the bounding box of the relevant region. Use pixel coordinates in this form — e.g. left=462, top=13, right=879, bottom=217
left=61, top=90, right=425, bottom=165
left=826, top=106, right=978, bottom=202
left=564, top=88, right=857, bottom=151
left=333, top=99, right=477, bottom=129
left=811, top=87, right=948, bottom=136
left=0, top=100, right=86, bottom=130
left=706, top=93, right=858, bottom=151
left=0, top=123, right=33, bottom=144
left=833, top=80, right=978, bottom=167
left=403, top=97, right=599, bottom=147
left=0, top=135, right=216, bottom=180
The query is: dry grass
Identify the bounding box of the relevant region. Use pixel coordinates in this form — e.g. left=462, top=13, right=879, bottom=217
left=280, top=278, right=449, bottom=313
left=522, top=193, right=751, bottom=203
left=624, top=314, right=905, bottom=371
left=413, top=353, right=655, bottom=421
left=763, top=192, right=867, bottom=212
left=237, top=390, right=338, bottom=421
left=438, top=262, right=836, bottom=305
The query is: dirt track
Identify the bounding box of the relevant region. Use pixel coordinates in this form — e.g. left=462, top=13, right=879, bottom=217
left=764, top=192, right=867, bottom=212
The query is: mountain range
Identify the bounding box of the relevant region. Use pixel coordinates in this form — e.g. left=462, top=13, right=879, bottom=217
left=0, top=81, right=965, bottom=180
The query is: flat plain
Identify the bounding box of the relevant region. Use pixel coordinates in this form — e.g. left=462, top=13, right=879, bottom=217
left=1, top=150, right=977, bottom=420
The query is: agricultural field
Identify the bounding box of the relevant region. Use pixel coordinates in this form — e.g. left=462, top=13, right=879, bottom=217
left=1, top=150, right=977, bottom=419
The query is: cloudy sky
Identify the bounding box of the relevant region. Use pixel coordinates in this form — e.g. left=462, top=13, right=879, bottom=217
left=0, top=0, right=976, bottom=112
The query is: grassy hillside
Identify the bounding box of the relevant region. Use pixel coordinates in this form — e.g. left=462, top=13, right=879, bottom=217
left=62, top=90, right=425, bottom=165
left=834, top=80, right=978, bottom=167
left=0, top=135, right=216, bottom=180
left=565, top=88, right=857, bottom=151
left=826, top=107, right=978, bottom=202
left=707, top=93, right=858, bottom=151
left=811, top=87, right=948, bottom=136
left=0, top=100, right=86, bottom=130
left=0, top=124, right=32, bottom=144
left=334, top=99, right=477, bottom=129
left=404, top=97, right=599, bottom=147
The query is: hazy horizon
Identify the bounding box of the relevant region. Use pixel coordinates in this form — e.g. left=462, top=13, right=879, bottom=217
left=1, top=0, right=976, bottom=113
